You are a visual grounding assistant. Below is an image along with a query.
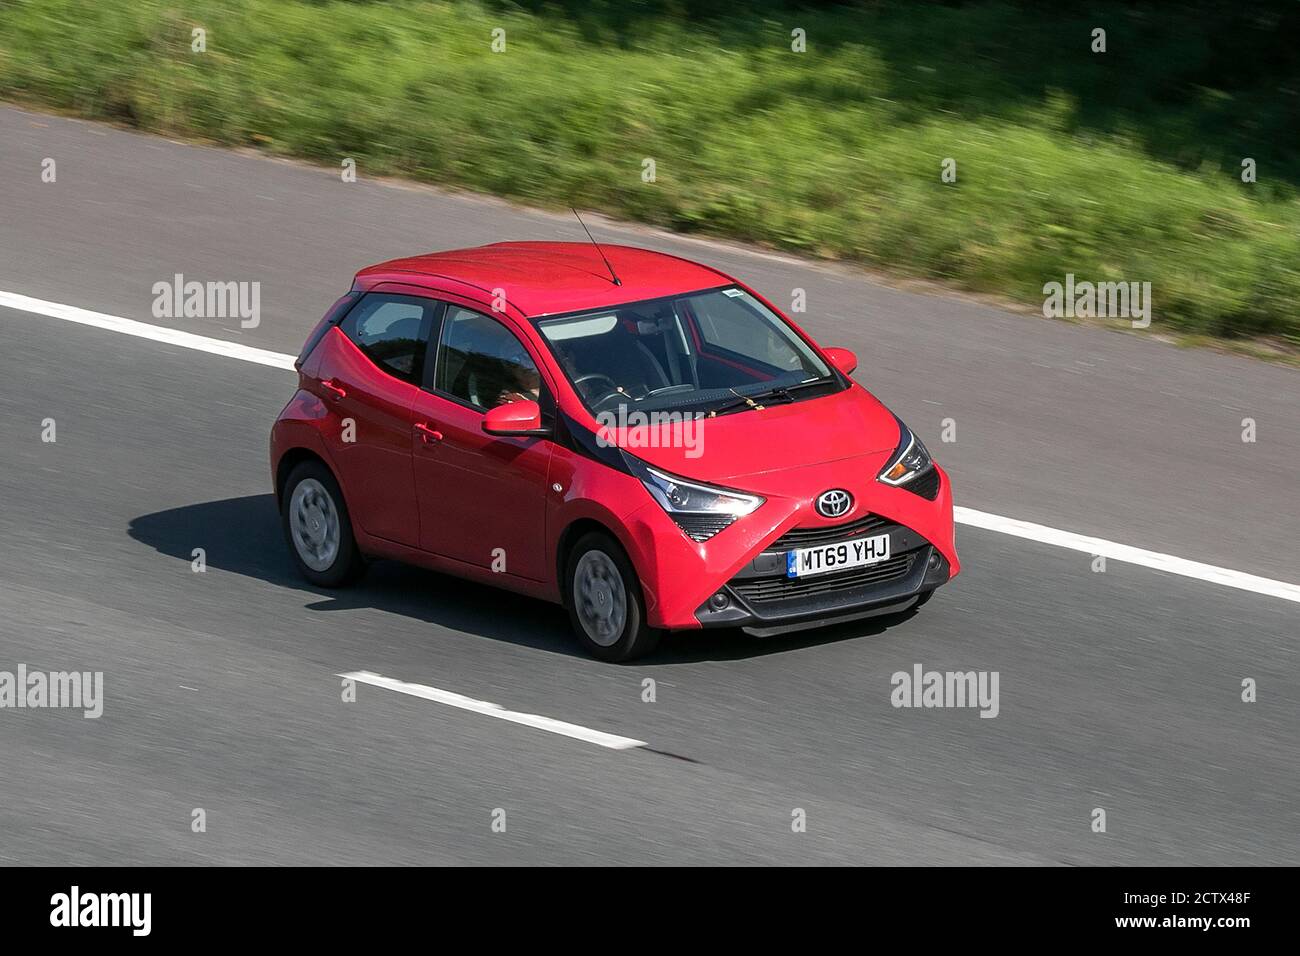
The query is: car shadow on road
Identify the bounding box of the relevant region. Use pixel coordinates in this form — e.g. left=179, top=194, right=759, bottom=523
left=128, top=494, right=915, bottom=665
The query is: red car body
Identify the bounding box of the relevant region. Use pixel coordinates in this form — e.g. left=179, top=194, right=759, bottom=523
left=271, top=242, right=958, bottom=653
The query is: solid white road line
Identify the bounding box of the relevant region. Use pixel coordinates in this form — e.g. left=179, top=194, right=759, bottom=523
left=340, top=670, right=647, bottom=750
left=0, top=290, right=296, bottom=370
left=5, top=290, right=1298, bottom=605
left=954, top=507, right=1300, bottom=604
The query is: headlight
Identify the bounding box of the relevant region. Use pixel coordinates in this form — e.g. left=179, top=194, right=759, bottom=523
left=625, top=454, right=764, bottom=516
left=877, top=417, right=933, bottom=486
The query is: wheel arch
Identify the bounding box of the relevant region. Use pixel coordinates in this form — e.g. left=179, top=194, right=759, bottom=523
left=275, top=447, right=332, bottom=510
left=555, top=517, right=628, bottom=603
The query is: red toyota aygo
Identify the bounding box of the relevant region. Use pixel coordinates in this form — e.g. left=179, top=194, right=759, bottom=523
left=271, top=242, right=959, bottom=660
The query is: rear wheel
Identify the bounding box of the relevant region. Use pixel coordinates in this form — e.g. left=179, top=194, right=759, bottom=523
left=281, top=459, right=365, bottom=587
left=565, top=532, right=661, bottom=662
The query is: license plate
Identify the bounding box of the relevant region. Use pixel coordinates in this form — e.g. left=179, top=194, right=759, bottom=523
left=786, top=533, right=891, bottom=578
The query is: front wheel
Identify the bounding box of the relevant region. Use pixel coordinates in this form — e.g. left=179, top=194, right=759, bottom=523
left=565, top=532, right=661, bottom=662
left=281, top=459, right=365, bottom=587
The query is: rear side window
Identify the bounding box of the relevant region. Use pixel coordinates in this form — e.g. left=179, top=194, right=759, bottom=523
left=339, top=293, right=438, bottom=384
left=295, top=292, right=360, bottom=370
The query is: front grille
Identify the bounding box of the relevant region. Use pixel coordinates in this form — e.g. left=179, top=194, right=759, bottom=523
left=768, top=513, right=890, bottom=552
left=905, top=468, right=941, bottom=500
left=732, top=552, right=915, bottom=603
left=671, top=512, right=735, bottom=542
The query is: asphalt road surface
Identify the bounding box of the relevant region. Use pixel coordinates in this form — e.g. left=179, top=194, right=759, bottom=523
left=0, top=105, right=1295, bottom=865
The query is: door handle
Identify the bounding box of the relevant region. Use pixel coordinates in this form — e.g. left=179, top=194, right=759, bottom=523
left=415, top=422, right=444, bottom=444
left=320, top=379, right=347, bottom=400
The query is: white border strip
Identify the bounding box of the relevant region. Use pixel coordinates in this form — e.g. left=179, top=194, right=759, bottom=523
left=341, top=670, right=647, bottom=750
left=5, top=291, right=1298, bottom=605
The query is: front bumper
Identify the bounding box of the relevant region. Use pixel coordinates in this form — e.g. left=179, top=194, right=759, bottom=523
left=615, top=453, right=958, bottom=630
left=692, top=516, right=951, bottom=631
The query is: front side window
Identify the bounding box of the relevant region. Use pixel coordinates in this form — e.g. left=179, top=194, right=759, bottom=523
left=536, top=286, right=837, bottom=416
left=436, top=306, right=543, bottom=410
left=339, top=293, right=437, bottom=384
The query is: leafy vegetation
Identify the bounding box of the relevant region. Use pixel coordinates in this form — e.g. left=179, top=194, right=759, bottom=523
left=2, top=0, right=1297, bottom=342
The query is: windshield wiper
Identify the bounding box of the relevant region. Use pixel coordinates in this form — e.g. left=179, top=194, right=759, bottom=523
left=706, top=378, right=833, bottom=417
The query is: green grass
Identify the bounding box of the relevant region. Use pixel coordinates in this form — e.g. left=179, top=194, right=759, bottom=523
left=2, top=0, right=1298, bottom=344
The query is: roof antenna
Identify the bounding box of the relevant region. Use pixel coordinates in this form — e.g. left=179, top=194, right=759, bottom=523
left=571, top=207, right=621, bottom=286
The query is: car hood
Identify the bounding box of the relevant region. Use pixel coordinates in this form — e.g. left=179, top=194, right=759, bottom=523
left=604, top=385, right=902, bottom=484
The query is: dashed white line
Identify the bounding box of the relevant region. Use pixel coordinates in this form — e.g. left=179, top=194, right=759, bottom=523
left=5, top=290, right=1298, bottom=605
left=0, top=290, right=295, bottom=370
left=341, top=670, right=647, bottom=750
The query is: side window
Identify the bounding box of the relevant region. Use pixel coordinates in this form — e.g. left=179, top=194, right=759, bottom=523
left=296, top=291, right=360, bottom=370
left=436, top=306, right=542, bottom=411
left=339, top=293, right=437, bottom=384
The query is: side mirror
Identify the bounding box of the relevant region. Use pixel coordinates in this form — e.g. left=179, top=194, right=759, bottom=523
left=482, top=399, right=548, bottom=436
left=823, top=346, right=858, bottom=376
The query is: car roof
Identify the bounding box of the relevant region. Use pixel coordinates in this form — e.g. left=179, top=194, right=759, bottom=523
left=353, top=241, right=732, bottom=317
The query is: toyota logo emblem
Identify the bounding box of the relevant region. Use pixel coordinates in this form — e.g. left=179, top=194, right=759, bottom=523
left=815, top=489, right=852, bottom=518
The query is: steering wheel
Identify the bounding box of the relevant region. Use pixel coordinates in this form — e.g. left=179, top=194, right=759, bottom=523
left=573, top=372, right=621, bottom=400
left=573, top=372, right=619, bottom=391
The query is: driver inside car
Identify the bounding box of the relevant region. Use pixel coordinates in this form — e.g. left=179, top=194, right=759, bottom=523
left=494, top=345, right=542, bottom=407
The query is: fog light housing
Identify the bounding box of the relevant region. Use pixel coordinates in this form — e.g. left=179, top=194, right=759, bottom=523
left=709, top=592, right=730, bottom=610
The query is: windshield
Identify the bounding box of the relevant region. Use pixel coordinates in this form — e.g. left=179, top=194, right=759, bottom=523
left=536, top=286, right=839, bottom=416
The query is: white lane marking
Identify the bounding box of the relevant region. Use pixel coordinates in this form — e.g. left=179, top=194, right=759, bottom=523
left=5, top=291, right=1298, bottom=604
left=341, top=670, right=647, bottom=750
left=0, top=290, right=295, bottom=370
left=956, top=507, right=1300, bottom=604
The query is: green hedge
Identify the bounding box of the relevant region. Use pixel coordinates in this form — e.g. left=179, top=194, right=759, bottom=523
left=2, top=0, right=1297, bottom=343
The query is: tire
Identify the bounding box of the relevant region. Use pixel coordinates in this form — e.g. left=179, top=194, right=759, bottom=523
left=564, top=532, right=662, bottom=662
left=280, top=459, right=365, bottom=587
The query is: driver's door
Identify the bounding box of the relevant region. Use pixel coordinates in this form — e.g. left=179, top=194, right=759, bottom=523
left=410, top=304, right=552, bottom=581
